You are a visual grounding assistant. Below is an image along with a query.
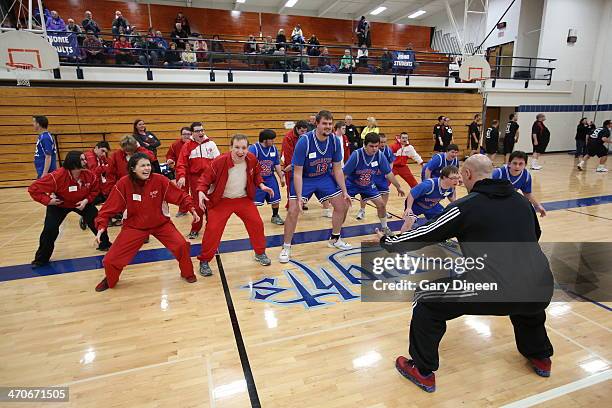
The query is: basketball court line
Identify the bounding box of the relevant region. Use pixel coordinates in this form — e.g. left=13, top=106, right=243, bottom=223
left=499, top=370, right=612, bottom=408
left=1, top=193, right=611, bottom=282
left=215, top=253, right=261, bottom=408
left=565, top=209, right=612, bottom=222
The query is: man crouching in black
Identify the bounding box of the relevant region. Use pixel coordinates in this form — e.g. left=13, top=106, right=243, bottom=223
left=375, top=154, right=554, bottom=393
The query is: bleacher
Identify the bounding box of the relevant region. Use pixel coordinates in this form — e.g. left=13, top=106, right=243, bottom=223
left=0, top=87, right=481, bottom=188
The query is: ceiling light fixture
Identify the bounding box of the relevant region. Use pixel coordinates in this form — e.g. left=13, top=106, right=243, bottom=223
left=370, top=6, right=387, bottom=16
left=408, top=10, right=427, bottom=19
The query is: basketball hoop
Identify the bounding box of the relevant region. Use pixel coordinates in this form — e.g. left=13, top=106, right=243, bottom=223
left=7, top=62, right=34, bottom=86
left=459, top=55, right=491, bottom=82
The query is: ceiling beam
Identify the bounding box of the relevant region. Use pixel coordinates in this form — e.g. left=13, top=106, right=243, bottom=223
left=317, top=0, right=343, bottom=17
left=352, top=1, right=386, bottom=20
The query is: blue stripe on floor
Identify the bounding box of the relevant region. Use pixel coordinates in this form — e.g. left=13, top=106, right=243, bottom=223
left=1, top=194, right=611, bottom=283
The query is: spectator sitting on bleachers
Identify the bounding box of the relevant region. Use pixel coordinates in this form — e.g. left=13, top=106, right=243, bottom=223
left=291, top=24, right=305, bottom=44
left=82, top=11, right=100, bottom=36
left=175, top=11, right=191, bottom=36
left=339, top=49, right=355, bottom=72
left=381, top=48, right=393, bottom=73
left=276, top=29, right=286, bottom=50
left=307, top=34, right=320, bottom=56
left=46, top=10, right=66, bottom=31
left=83, top=31, right=105, bottom=64
left=113, top=35, right=133, bottom=65
left=261, top=36, right=275, bottom=54
left=171, top=22, right=189, bottom=49
left=153, top=30, right=169, bottom=59
left=210, top=35, right=226, bottom=62
left=272, top=47, right=287, bottom=70
left=357, top=44, right=368, bottom=66
left=244, top=35, right=258, bottom=54
left=318, top=47, right=335, bottom=73
left=194, top=38, right=208, bottom=62
left=67, top=19, right=84, bottom=46
left=112, top=10, right=131, bottom=36
left=134, top=31, right=160, bottom=66
left=164, top=42, right=183, bottom=68
left=181, top=43, right=197, bottom=69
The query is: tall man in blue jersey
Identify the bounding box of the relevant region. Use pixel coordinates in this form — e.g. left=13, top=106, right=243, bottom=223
left=33, top=115, right=57, bottom=178
left=401, top=165, right=459, bottom=233
left=422, top=144, right=459, bottom=180
left=492, top=150, right=546, bottom=217
left=248, top=129, right=286, bottom=225
left=344, top=133, right=405, bottom=235
left=280, top=110, right=352, bottom=263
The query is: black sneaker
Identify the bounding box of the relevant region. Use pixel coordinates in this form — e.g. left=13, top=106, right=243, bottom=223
left=31, top=260, right=48, bottom=268
left=96, top=241, right=112, bottom=251
left=79, top=217, right=87, bottom=230
left=199, top=261, right=213, bottom=277
left=187, top=231, right=199, bottom=240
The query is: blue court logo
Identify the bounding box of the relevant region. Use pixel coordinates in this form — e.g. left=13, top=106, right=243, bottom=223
left=241, top=248, right=368, bottom=309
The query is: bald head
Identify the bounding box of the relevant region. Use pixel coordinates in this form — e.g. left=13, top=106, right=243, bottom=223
left=461, top=154, right=493, bottom=192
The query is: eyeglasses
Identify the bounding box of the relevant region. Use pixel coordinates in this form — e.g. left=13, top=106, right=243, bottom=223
left=193, top=129, right=204, bottom=133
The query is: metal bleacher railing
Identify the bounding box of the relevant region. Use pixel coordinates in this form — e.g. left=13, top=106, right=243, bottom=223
left=4, top=28, right=556, bottom=85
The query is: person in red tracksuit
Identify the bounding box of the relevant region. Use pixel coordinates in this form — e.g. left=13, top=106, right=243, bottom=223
left=175, top=122, right=220, bottom=240
left=281, top=120, right=309, bottom=210
left=94, top=152, right=200, bottom=292
left=195, top=134, right=274, bottom=276
left=391, top=131, right=424, bottom=187
left=104, top=135, right=155, bottom=196
left=28, top=151, right=112, bottom=267
left=78, top=140, right=111, bottom=230
left=166, top=126, right=193, bottom=217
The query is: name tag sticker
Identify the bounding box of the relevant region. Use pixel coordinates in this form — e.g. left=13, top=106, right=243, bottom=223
left=132, top=194, right=142, bottom=201
left=371, top=161, right=378, bottom=167
left=68, top=185, right=78, bottom=192
left=270, top=152, right=276, bottom=157
left=308, top=152, right=316, bottom=159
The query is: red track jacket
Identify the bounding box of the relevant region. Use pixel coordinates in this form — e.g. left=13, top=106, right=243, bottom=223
left=95, top=173, right=194, bottom=231
left=175, top=138, right=220, bottom=180
left=104, top=147, right=155, bottom=195
left=29, top=167, right=100, bottom=208
left=166, top=138, right=187, bottom=163
left=196, top=152, right=263, bottom=209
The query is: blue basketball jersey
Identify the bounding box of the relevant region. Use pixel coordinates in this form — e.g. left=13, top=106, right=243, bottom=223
left=492, top=165, right=532, bottom=193
left=248, top=143, right=279, bottom=179
left=343, top=148, right=391, bottom=187
left=411, top=178, right=454, bottom=209
left=423, top=152, right=459, bottom=178
left=292, top=130, right=342, bottom=178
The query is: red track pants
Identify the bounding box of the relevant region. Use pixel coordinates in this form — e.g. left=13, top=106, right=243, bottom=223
left=102, top=222, right=195, bottom=288
left=188, top=173, right=204, bottom=233
left=198, top=197, right=266, bottom=262
left=392, top=165, right=419, bottom=188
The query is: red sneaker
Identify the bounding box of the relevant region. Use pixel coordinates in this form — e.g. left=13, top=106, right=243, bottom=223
left=95, top=277, right=109, bottom=292
left=529, top=357, right=551, bottom=377
left=395, top=356, right=436, bottom=393
left=184, top=275, right=197, bottom=283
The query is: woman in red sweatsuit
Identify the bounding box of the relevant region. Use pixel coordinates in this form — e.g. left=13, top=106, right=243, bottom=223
left=195, top=134, right=273, bottom=276
left=104, top=135, right=155, bottom=196
left=28, top=151, right=112, bottom=267
left=78, top=140, right=111, bottom=230
left=175, top=122, right=220, bottom=239
left=165, top=126, right=192, bottom=217
left=94, top=153, right=200, bottom=292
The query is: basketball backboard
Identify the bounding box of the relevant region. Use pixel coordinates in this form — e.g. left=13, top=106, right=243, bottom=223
left=459, top=55, right=491, bottom=81
left=0, top=30, right=60, bottom=71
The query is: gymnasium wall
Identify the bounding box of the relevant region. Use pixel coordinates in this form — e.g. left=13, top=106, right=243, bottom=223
left=42, top=0, right=432, bottom=49
left=0, top=86, right=482, bottom=188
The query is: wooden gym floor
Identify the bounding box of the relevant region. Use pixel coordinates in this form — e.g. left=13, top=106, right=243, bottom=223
left=0, top=153, right=610, bottom=407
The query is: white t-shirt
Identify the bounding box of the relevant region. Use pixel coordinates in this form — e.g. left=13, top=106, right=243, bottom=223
left=223, top=161, right=247, bottom=198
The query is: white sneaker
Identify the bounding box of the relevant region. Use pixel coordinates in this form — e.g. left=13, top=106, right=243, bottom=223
left=322, top=208, right=333, bottom=218
left=531, top=164, right=542, bottom=170
left=596, top=166, right=608, bottom=172
left=279, top=245, right=291, bottom=263
left=577, top=161, right=584, bottom=171
left=328, top=238, right=352, bottom=250
left=356, top=209, right=366, bottom=220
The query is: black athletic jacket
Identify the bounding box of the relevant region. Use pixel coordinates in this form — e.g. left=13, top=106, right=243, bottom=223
left=380, top=179, right=554, bottom=302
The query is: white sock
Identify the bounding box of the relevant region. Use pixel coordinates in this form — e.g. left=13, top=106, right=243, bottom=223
left=283, top=243, right=291, bottom=249
left=379, top=218, right=387, bottom=228
left=532, top=159, right=538, bottom=166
